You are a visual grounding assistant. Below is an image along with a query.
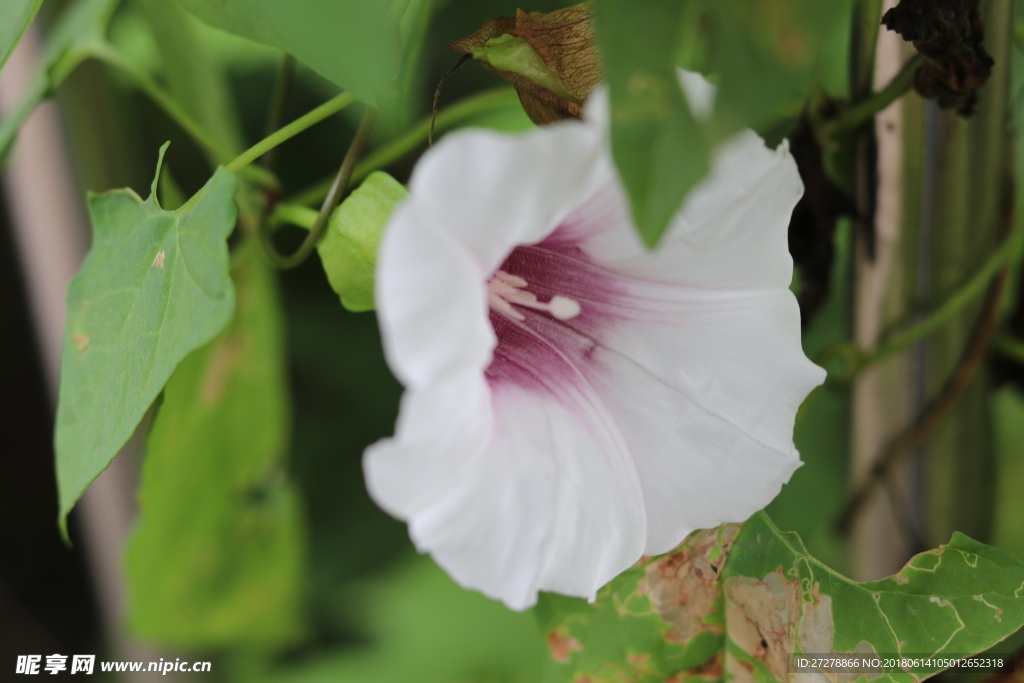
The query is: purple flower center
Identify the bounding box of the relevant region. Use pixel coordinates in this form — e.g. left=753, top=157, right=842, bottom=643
left=484, top=234, right=625, bottom=393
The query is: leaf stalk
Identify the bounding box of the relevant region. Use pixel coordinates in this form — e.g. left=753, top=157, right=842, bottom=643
left=226, top=92, right=355, bottom=176
left=259, top=108, right=375, bottom=270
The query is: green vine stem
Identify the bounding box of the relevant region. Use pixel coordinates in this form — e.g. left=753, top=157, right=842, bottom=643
left=818, top=217, right=1023, bottom=383
left=286, top=87, right=521, bottom=207
left=851, top=0, right=885, bottom=99
left=226, top=92, right=355, bottom=175
left=88, top=43, right=279, bottom=190
left=868, top=221, right=1020, bottom=365
left=259, top=108, right=375, bottom=270
left=271, top=203, right=318, bottom=230
left=820, top=54, right=924, bottom=143
left=836, top=268, right=1009, bottom=535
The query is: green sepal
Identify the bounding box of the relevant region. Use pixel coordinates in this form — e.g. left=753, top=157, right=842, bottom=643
left=316, top=171, right=407, bottom=312
left=472, top=34, right=579, bottom=106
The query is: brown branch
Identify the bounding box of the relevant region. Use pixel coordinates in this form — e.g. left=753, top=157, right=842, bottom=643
left=836, top=267, right=1008, bottom=535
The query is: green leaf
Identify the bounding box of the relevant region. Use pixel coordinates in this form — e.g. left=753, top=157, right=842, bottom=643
left=697, top=0, right=852, bottom=137
left=124, top=240, right=304, bottom=648
left=175, top=0, right=412, bottom=107
left=0, top=0, right=117, bottom=166
left=593, top=0, right=708, bottom=247
left=317, top=171, right=407, bottom=312
left=257, top=555, right=545, bottom=683
left=0, top=0, right=44, bottom=72
left=136, top=0, right=245, bottom=157
left=590, top=0, right=852, bottom=246
left=539, top=513, right=1024, bottom=682
left=55, top=144, right=238, bottom=534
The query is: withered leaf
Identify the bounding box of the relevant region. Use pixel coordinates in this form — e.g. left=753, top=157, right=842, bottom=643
left=447, top=4, right=600, bottom=125
left=881, top=0, right=994, bottom=115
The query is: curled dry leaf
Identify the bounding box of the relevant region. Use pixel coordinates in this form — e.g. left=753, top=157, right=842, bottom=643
left=447, top=3, right=600, bottom=124
left=881, top=0, right=994, bottom=115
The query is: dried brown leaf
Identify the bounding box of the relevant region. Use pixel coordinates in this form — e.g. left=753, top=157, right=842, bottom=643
left=446, top=3, right=600, bottom=125
left=511, top=6, right=601, bottom=103
left=881, top=0, right=994, bottom=114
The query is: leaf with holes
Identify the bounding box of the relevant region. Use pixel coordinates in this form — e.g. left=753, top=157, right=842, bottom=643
left=538, top=513, right=1024, bottom=682
left=55, top=144, right=238, bottom=534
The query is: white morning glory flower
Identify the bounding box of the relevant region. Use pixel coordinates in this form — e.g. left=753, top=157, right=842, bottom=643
left=363, top=78, right=826, bottom=610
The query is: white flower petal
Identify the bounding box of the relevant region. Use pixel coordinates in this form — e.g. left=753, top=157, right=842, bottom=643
left=582, top=130, right=802, bottom=291
left=374, top=200, right=495, bottom=387
left=593, top=287, right=825, bottom=554
left=363, top=369, right=492, bottom=520
left=407, top=382, right=646, bottom=610
left=369, top=75, right=821, bottom=610
left=678, top=69, right=717, bottom=121
left=410, top=124, right=611, bottom=274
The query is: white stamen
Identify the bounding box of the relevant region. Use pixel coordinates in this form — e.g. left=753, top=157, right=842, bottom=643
left=495, top=271, right=528, bottom=288
left=487, top=270, right=582, bottom=321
